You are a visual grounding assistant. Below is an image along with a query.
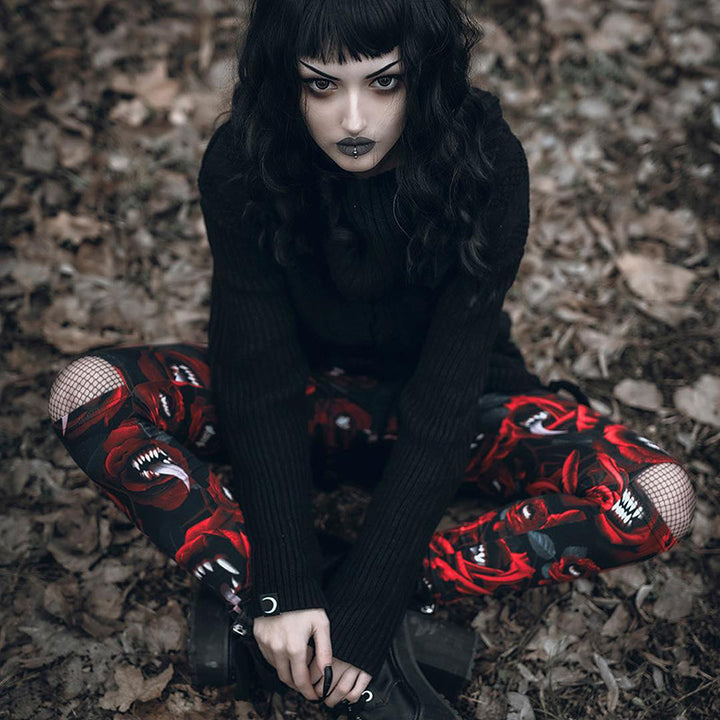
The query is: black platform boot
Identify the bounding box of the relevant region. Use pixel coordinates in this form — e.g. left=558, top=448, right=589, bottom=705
left=330, top=611, right=463, bottom=720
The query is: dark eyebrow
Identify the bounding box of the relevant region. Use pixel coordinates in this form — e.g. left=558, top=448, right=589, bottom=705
left=298, top=59, right=401, bottom=81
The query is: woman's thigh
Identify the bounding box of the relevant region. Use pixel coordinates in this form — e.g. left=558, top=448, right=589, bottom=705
left=464, top=387, right=683, bottom=506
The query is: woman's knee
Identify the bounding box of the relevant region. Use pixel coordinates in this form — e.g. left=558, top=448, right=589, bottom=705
left=632, top=461, right=696, bottom=541
left=48, top=355, right=126, bottom=422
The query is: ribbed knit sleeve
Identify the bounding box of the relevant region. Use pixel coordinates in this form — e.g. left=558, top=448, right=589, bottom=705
left=323, top=122, right=531, bottom=677
left=198, top=125, right=328, bottom=618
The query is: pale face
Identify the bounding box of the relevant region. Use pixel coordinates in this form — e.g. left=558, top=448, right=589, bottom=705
left=298, top=46, right=406, bottom=179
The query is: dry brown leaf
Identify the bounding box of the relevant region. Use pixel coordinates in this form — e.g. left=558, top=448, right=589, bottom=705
left=587, top=12, right=653, bottom=53
left=538, top=0, right=599, bottom=37
left=0, top=514, right=33, bottom=565
left=42, top=211, right=113, bottom=247
left=601, top=603, right=631, bottom=637
left=668, top=27, right=717, bottom=67
left=123, top=600, right=186, bottom=654
left=507, top=691, right=536, bottom=720
left=7, top=258, right=52, bottom=293
left=627, top=206, right=699, bottom=249
left=57, top=132, right=92, bottom=169
left=43, top=577, right=80, bottom=620
left=99, top=663, right=174, bottom=713
left=3, top=458, right=56, bottom=496
left=673, top=374, right=720, bottom=427
left=600, top=564, right=647, bottom=593
left=593, top=652, right=620, bottom=712
left=22, top=121, right=58, bottom=172
left=616, top=252, right=696, bottom=303
left=84, top=581, right=124, bottom=622
left=630, top=297, right=700, bottom=328
left=109, top=97, right=151, bottom=127
left=652, top=574, right=703, bottom=621
left=111, top=60, right=181, bottom=110
left=612, top=378, right=663, bottom=411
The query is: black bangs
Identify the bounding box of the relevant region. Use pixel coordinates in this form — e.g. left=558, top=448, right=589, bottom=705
left=295, top=0, right=403, bottom=63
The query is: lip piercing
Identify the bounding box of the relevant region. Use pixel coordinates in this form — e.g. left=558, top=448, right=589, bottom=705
left=353, top=145, right=359, bottom=158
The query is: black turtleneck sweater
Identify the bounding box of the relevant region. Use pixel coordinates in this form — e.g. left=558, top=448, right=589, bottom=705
left=197, top=88, right=542, bottom=678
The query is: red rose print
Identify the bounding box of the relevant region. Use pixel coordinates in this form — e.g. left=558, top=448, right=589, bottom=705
left=496, top=498, right=549, bottom=534
left=547, top=556, right=599, bottom=582
left=60, top=385, right=130, bottom=441
left=175, top=509, right=251, bottom=577
left=186, top=395, right=220, bottom=455
left=429, top=537, right=536, bottom=596
left=600, top=425, right=674, bottom=466
left=132, top=381, right=185, bottom=432
left=137, top=347, right=211, bottom=388
left=103, top=421, right=194, bottom=510
left=309, top=397, right=372, bottom=450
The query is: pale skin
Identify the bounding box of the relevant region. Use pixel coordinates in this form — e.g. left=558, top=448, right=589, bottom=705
left=252, top=46, right=407, bottom=708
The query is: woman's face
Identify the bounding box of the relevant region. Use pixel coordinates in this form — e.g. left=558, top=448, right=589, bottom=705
left=298, top=46, right=406, bottom=179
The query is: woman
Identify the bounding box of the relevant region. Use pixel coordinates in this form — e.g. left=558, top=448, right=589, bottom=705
left=47, top=0, right=695, bottom=717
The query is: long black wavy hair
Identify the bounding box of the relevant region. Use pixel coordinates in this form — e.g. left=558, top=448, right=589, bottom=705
left=223, top=0, right=501, bottom=293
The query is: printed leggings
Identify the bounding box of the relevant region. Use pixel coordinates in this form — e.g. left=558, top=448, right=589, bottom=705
left=47, top=342, right=695, bottom=612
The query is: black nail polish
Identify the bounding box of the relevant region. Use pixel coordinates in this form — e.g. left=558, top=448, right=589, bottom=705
left=322, top=665, right=333, bottom=700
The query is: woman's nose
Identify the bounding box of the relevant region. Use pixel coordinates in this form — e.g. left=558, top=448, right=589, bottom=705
left=341, top=91, right=366, bottom=134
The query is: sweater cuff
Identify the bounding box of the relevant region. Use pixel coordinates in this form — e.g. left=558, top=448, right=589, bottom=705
left=246, top=537, right=330, bottom=618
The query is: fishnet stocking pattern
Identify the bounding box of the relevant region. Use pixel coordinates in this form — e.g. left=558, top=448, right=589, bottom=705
left=633, top=462, right=695, bottom=540
left=48, top=356, right=126, bottom=423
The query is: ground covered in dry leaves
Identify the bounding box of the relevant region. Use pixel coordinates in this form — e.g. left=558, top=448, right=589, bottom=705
left=1, top=0, right=719, bottom=718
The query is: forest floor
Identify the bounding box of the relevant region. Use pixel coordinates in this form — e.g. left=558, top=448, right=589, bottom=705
left=1, top=0, right=719, bottom=719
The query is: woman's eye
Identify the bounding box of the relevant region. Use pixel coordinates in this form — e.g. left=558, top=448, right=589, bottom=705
left=373, top=74, right=402, bottom=90
left=306, top=78, right=332, bottom=92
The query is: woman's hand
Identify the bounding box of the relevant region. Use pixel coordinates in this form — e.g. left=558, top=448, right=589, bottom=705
left=253, top=608, right=333, bottom=701
left=310, top=656, right=373, bottom=708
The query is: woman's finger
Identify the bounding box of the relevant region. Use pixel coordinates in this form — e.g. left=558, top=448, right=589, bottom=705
left=324, top=668, right=359, bottom=708
left=344, top=670, right=373, bottom=705
left=289, top=647, right=316, bottom=701
left=275, top=655, right=296, bottom=691
left=308, top=649, right=325, bottom=686
left=312, top=617, right=333, bottom=672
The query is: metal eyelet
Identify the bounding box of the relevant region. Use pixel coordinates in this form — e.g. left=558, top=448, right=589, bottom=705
left=361, top=689, right=373, bottom=703
left=231, top=619, right=249, bottom=636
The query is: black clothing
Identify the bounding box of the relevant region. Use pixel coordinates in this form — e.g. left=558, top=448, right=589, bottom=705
left=197, top=86, right=541, bottom=677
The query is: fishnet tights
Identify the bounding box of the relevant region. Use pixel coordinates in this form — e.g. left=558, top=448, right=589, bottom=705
left=634, top=462, right=695, bottom=540
left=48, top=356, right=125, bottom=423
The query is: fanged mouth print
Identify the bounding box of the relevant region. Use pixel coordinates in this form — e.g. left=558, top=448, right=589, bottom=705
left=170, top=363, right=202, bottom=387
left=158, top=391, right=172, bottom=418
left=195, top=423, right=216, bottom=449
left=469, top=543, right=487, bottom=566
left=611, top=487, right=646, bottom=527
left=522, top=410, right=567, bottom=436
left=131, top=446, right=190, bottom=491
left=192, top=554, right=242, bottom=584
